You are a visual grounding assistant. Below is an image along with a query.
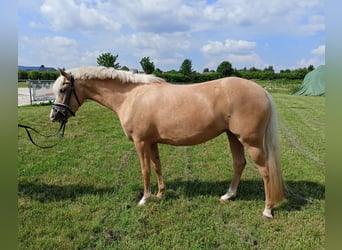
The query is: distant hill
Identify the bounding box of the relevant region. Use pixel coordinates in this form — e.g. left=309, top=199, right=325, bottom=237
left=18, top=65, right=57, bottom=72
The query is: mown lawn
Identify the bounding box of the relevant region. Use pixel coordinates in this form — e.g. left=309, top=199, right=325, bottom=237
left=18, top=92, right=325, bottom=249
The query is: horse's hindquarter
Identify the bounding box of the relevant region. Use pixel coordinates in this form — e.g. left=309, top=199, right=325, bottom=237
left=220, top=77, right=271, bottom=140
left=120, top=78, right=269, bottom=145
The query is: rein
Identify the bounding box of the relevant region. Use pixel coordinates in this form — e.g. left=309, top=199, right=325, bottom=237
left=18, top=122, right=66, bottom=149
left=19, top=75, right=81, bottom=149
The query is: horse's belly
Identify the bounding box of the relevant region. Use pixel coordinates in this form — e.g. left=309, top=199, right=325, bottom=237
left=159, top=133, right=224, bottom=146
left=156, top=121, right=227, bottom=146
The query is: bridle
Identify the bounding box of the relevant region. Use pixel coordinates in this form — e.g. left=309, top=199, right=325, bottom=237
left=18, top=75, right=82, bottom=149
left=51, top=75, right=81, bottom=123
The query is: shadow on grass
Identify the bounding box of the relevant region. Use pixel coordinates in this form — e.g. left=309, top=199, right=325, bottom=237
left=19, top=179, right=324, bottom=212
left=18, top=181, right=117, bottom=203
left=163, top=178, right=324, bottom=212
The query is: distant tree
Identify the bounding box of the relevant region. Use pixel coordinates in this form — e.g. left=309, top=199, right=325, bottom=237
left=249, top=66, right=259, bottom=72
left=203, top=68, right=209, bottom=73
left=179, top=59, right=193, bottom=76
left=216, top=61, right=233, bottom=77
left=154, top=68, right=163, bottom=74
left=153, top=68, right=163, bottom=77
left=120, top=66, right=129, bottom=71
left=47, top=71, right=59, bottom=80
left=308, top=65, right=315, bottom=72
left=39, top=72, right=49, bottom=80
left=264, top=66, right=275, bottom=73
left=140, top=56, right=155, bottom=74
left=18, top=70, right=28, bottom=80
left=28, top=70, right=39, bottom=80
left=97, top=52, right=120, bottom=68
left=232, top=68, right=241, bottom=77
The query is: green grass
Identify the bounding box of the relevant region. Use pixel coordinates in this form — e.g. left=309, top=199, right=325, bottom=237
left=18, top=81, right=28, bottom=88
left=18, top=93, right=324, bottom=249
left=254, top=79, right=302, bottom=94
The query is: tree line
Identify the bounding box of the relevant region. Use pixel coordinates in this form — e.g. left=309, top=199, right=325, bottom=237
left=19, top=52, right=315, bottom=83
left=18, top=70, right=60, bottom=81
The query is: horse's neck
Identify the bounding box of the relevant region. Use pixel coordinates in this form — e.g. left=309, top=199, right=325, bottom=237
left=82, top=79, right=136, bottom=113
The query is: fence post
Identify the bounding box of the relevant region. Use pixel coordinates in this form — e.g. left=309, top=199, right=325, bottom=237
left=27, top=80, right=32, bottom=105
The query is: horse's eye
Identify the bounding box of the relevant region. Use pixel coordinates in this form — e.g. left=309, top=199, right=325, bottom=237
left=60, top=88, right=66, bottom=93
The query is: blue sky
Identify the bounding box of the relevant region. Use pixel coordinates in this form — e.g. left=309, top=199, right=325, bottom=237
left=18, top=0, right=325, bottom=72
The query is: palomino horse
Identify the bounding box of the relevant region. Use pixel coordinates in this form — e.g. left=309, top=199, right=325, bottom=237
left=50, top=66, right=285, bottom=218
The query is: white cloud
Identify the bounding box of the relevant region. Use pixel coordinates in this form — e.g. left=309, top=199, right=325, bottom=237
left=201, top=38, right=260, bottom=69
left=36, top=0, right=324, bottom=36
left=201, top=39, right=256, bottom=55
left=118, top=1, right=199, bottom=33
left=19, top=36, right=80, bottom=68
left=297, top=58, right=320, bottom=68
left=201, top=41, right=225, bottom=55
left=40, top=0, right=121, bottom=31
left=227, top=53, right=263, bottom=67
left=312, top=45, right=325, bottom=56
left=297, top=15, right=325, bottom=35
left=199, top=0, right=324, bottom=36
left=114, top=32, right=192, bottom=70
left=20, top=36, right=78, bottom=51
left=295, top=45, right=325, bottom=69
left=79, top=50, right=102, bottom=66
left=28, top=21, right=44, bottom=29
left=19, top=0, right=325, bottom=72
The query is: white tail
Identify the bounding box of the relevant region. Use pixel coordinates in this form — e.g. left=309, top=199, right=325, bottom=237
left=264, top=93, right=285, bottom=204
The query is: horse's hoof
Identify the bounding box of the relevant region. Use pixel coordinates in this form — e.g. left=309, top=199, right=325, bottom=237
left=262, top=214, right=273, bottom=220
left=138, top=196, right=148, bottom=206
left=262, top=208, right=274, bottom=219
left=219, top=198, right=226, bottom=204
left=219, top=192, right=236, bottom=203
left=156, top=192, right=164, bottom=199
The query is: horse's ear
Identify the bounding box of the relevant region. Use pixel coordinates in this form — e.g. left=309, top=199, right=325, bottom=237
left=58, top=68, right=71, bottom=80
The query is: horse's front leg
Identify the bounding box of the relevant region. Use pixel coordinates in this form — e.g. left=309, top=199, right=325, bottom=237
left=134, top=140, right=152, bottom=206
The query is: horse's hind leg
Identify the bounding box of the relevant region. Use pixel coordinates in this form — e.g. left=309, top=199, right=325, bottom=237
left=220, top=131, right=246, bottom=202
left=246, top=143, right=273, bottom=218
left=151, top=143, right=165, bottom=198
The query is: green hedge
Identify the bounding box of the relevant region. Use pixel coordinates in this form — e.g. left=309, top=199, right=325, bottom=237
left=18, top=67, right=310, bottom=83
left=18, top=70, right=59, bottom=80
left=154, top=68, right=309, bottom=84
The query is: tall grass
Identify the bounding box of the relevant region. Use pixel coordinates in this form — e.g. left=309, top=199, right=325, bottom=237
left=18, top=93, right=324, bottom=249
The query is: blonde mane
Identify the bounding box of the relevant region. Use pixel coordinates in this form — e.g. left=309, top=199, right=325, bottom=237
left=72, top=66, right=164, bottom=83
left=53, top=66, right=164, bottom=94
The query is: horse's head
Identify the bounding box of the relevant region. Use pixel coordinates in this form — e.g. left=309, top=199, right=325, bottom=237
left=50, top=69, right=82, bottom=124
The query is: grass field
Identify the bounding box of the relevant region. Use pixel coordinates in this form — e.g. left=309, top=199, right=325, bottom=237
left=18, top=90, right=325, bottom=249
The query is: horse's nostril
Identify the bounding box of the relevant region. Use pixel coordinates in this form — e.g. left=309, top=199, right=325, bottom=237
left=50, top=110, right=55, bottom=120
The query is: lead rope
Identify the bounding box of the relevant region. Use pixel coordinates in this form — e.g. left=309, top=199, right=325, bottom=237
left=18, top=122, right=66, bottom=149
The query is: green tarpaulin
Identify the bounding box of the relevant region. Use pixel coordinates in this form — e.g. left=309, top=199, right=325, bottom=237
left=293, top=65, right=325, bottom=96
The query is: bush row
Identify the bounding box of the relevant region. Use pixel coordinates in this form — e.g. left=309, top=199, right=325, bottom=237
left=154, top=69, right=309, bottom=83
left=18, top=70, right=60, bottom=80
left=153, top=71, right=222, bottom=83
left=19, top=67, right=310, bottom=83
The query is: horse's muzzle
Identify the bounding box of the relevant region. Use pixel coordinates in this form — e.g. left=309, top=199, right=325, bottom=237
left=50, top=108, right=69, bottom=124
left=50, top=103, right=76, bottom=123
